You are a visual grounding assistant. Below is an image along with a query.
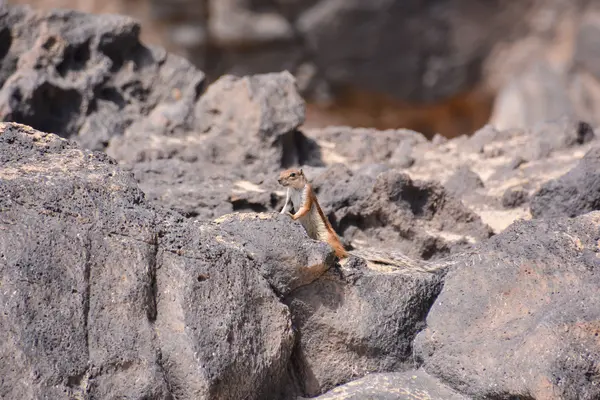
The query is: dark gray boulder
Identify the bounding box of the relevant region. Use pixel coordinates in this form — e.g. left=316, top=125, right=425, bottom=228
left=0, top=123, right=304, bottom=399
left=152, top=215, right=296, bottom=400
left=106, top=71, right=319, bottom=221
left=531, top=146, right=600, bottom=218
left=0, top=123, right=171, bottom=399
left=286, top=261, right=444, bottom=397
left=192, top=71, right=307, bottom=173
left=0, top=5, right=205, bottom=151
left=502, top=186, right=529, bottom=209
left=211, top=212, right=335, bottom=296
left=415, top=211, right=600, bottom=399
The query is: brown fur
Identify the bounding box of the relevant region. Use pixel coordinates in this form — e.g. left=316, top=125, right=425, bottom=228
left=278, top=169, right=348, bottom=258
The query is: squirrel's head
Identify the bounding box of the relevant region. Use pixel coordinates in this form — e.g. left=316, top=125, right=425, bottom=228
left=278, top=168, right=307, bottom=189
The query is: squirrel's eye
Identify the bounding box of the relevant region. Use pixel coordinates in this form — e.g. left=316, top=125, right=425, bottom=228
left=290, top=173, right=296, bottom=177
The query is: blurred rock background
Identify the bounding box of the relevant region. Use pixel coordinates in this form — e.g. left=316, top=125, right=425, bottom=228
left=7, top=0, right=600, bottom=138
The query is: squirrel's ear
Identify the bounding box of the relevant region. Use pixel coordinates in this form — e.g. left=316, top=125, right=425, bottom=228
left=299, top=169, right=303, bottom=175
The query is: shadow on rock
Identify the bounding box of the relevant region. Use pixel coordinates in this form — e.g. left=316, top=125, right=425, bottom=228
left=310, top=165, right=493, bottom=260
left=285, top=256, right=444, bottom=397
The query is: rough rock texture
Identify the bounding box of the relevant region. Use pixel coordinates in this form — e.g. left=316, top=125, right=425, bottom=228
left=287, top=262, right=443, bottom=397
left=2, top=4, right=599, bottom=262
left=309, top=166, right=492, bottom=260
left=302, top=118, right=597, bottom=235
left=152, top=214, right=297, bottom=400
left=530, top=146, right=600, bottom=218
left=106, top=66, right=498, bottom=261
left=0, top=123, right=313, bottom=399
left=415, top=212, right=600, bottom=400
left=0, top=128, right=171, bottom=399
left=1, top=122, right=453, bottom=399
left=5, top=5, right=600, bottom=399
left=106, top=71, right=317, bottom=221
left=303, top=126, right=427, bottom=166
left=211, top=212, right=335, bottom=296
left=191, top=71, right=306, bottom=172
left=312, top=370, right=467, bottom=400
left=0, top=5, right=205, bottom=151
left=502, top=186, right=529, bottom=209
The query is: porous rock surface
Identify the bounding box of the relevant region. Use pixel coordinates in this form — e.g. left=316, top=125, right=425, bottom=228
left=0, top=5, right=205, bottom=152
left=297, top=120, right=598, bottom=237
left=3, top=5, right=599, bottom=261
left=0, top=123, right=297, bottom=399
left=9, top=0, right=600, bottom=138
left=0, top=6, right=492, bottom=260
left=308, top=165, right=492, bottom=260
left=108, top=70, right=318, bottom=221
left=0, top=123, right=447, bottom=399
left=2, top=4, right=600, bottom=400
left=286, top=260, right=443, bottom=396
left=415, top=212, right=600, bottom=400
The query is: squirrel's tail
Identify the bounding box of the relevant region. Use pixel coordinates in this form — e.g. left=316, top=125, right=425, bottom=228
left=347, top=248, right=460, bottom=273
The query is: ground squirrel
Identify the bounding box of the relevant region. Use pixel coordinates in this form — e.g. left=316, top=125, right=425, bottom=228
left=278, top=168, right=347, bottom=258
left=278, top=168, right=454, bottom=273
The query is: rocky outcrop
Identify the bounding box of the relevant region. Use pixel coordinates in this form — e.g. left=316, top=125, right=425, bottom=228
left=309, top=166, right=492, bottom=260
left=107, top=71, right=317, bottom=221
left=153, top=214, right=296, bottom=400
left=3, top=5, right=600, bottom=399
left=5, top=117, right=600, bottom=398
left=443, top=165, right=484, bottom=199
left=0, top=123, right=301, bottom=399
left=7, top=1, right=600, bottom=136
left=287, top=261, right=443, bottom=396
left=415, top=212, right=600, bottom=399
left=302, top=118, right=597, bottom=236
left=530, top=146, right=600, bottom=218
left=211, top=212, right=334, bottom=297
left=0, top=122, right=447, bottom=399
left=0, top=4, right=598, bottom=255
left=0, top=5, right=205, bottom=151
left=110, top=71, right=307, bottom=172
